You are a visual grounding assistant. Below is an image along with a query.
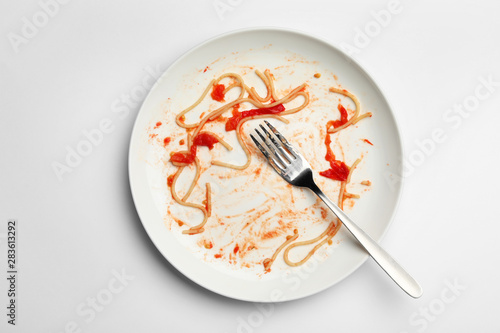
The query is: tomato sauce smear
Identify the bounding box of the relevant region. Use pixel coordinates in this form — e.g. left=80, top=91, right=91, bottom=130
left=211, top=84, right=225, bottom=102
left=225, top=104, right=285, bottom=131
left=167, top=174, right=174, bottom=187
left=170, top=133, right=221, bottom=164
left=319, top=161, right=349, bottom=181
left=170, top=145, right=197, bottom=164
left=327, top=104, right=348, bottom=130
left=319, top=133, right=349, bottom=182
left=193, top=132, right=219, bottom=150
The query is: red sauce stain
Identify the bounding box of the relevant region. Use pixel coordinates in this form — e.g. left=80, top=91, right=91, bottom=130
left=324, top=133, right=335, bottom=162
left=327, top=104, right=348, bottom=129
left=214, top=253, right=222, bottom=258
left=321, top=208, right=328, bottom=219
left=319, top=133, right=349, bottom=182
left=363, top=139, right=373, bottom=146
left=170, top=133, right=221, bottom=164
left=263, top=258, right=272, bottom=271
left=233, top=244, right=239, bottom=254
left=203, top=66, right=210, bottom=73
left=225, top=104, right=285, bottom=131
left=211, top=84, right=225, bottom=102
left=155, top=121, right=162, bottom=128
left=167, top=175, right=174, bottom=187
left=172, top=217, right=184, bottom=226
left=163, top=137, right=171, bottom=146
left=149, top=133, right=158, bottom=139
left=262, top=230, right=279, bottom=240
left=170, top=145, right=197, bottom=164
left=193, top=132, right=219, bottom=150
left=179, top=139, right=185, bottom=145
left=320, top=161, right=349, bottom=181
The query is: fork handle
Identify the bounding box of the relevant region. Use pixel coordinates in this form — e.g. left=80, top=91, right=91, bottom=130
left=309, top=182, right=423, bottom=298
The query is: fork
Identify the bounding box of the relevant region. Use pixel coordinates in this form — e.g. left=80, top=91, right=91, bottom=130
left=250, top=120, right=423, bottom=298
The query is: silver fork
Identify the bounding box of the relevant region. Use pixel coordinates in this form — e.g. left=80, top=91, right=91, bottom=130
left=250, top=120, right=423, bottom=298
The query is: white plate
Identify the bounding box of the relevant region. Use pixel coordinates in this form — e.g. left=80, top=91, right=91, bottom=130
left=128, top=27, right=403, bottom=302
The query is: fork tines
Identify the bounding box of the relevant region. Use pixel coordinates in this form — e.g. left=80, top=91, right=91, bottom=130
left=250, top=120, right=298, bottom=171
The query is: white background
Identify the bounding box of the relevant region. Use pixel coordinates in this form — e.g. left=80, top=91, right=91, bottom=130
left=1, top=0, right=499, bottom=332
